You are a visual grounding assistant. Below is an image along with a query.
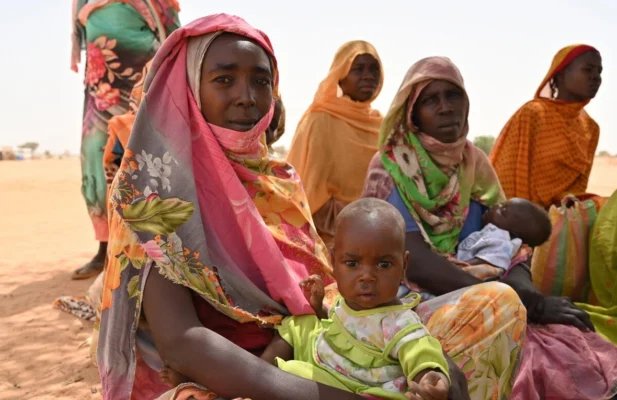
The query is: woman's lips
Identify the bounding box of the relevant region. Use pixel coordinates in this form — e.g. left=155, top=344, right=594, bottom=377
left=228, top=120, right=258, bottom=131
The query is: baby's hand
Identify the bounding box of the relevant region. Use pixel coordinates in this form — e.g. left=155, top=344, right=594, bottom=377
left=406, top=371, right=449, bottom=400
left=299, top=275, right=325, bottom=316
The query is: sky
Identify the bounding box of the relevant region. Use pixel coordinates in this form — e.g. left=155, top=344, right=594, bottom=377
left=1, top=0, right=616, bottom=155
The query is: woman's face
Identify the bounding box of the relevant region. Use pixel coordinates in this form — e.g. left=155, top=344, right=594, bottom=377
left=339, top=54, right=381, bottom=102
left=412, top=80, right=468, bottom=143
left=556, top=50, right=602, bottom=101
left=199, top=34, right=273, bottom=131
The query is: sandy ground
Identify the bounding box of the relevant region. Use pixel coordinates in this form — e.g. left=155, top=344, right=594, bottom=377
left=1, top=157, right=616, bottom=399
left=1, top=158, right=101, bottom=400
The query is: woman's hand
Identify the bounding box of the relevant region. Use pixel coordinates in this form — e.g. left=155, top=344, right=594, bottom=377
left=503, top=264, right=595, bottom=332
left=528, top=295, right=595, bottom=332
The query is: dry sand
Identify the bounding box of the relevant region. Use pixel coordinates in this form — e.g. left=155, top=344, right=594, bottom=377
left=1, top=158, right=101, bottom=400
left=1, top=157, right=616, bottom=399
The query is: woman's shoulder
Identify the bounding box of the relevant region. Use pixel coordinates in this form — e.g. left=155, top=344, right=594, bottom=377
left=300, top=111, right=335, bottom=127
left=511, top=99, right=550, bottom=119
left=465, top=141, right=493, bottom=166
left=580, top=109, right=600, bottom=131
left=293, top=112, right=335, bottom=140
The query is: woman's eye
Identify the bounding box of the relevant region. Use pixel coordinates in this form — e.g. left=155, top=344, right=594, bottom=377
left=423, top=97, right=437, bottom=105
left=256, top=78, right=271, bottom=86
left=214, top=76, right=231, bottom=84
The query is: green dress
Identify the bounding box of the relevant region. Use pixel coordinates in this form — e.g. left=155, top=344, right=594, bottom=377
left=276, top=296, right=449, bottom=399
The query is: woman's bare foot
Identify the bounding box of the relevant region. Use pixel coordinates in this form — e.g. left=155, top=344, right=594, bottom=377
left=72, top=241, right=107, bottom=280
left=159, top=365, right=191, bottom=387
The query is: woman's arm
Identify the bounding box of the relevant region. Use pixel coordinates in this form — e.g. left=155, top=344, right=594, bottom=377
left=143, top=270, right=364, bottom=400
left=405, top=232, right=481, bottom=296
left=501, top=263, right=594, bottom=331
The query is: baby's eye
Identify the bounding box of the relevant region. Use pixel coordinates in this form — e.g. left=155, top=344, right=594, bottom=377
left=345, top=260, right=359, bottom=268
left=377, top=261, right=392, bottom=269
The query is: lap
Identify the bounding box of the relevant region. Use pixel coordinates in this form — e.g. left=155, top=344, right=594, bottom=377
left=417, top=282, right=526, bottom=355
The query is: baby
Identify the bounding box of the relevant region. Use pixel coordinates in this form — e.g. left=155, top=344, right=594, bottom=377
left=456, top=198, right=552, bottom=269
left=161, top=198, right=451, bottom=400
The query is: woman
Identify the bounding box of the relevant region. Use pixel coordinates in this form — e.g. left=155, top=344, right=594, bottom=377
left=286, top=41, right=383, bottom=247
left=97, top=14, right=372, bottom=400
left=363, top=57, right=617, bottom=400
left=70, top=0, right=180, bottom=279
left=490, top=44, right=602, bottom=209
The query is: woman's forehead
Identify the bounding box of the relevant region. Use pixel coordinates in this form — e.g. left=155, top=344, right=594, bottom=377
left=203, top=33, right=272, bottom=69
left=570, top=50, right=602, bottom=67
left=419, top=80, right=463, bottom=97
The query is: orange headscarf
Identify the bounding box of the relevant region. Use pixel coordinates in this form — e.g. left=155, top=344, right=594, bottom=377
left=287, top=41, right=384, bottom=216
left=305, top=41, right=384, bottom=133
left=490, top=44, right=600, bottom=209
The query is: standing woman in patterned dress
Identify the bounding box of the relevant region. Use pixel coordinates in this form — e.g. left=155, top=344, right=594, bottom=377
left=70, top=0, right=180, bottom=279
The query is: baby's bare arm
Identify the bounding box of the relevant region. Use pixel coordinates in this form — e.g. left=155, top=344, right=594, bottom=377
left=260, top=333, right=294, bottom=365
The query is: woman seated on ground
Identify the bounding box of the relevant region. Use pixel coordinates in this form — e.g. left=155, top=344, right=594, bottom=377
left=96, top=14, right=372, bottom=400
left=363, top=56, right=617, bottom=400
left=286, top=41, right=383, bottom=247
left=490, top=44, right=602, bottom=209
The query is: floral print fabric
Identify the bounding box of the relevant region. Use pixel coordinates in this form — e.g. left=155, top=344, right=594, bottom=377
left=77, top=1, right=179, bottom=241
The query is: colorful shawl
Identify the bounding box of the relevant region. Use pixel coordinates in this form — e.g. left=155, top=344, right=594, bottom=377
left=490, top=44, right=600, bottom=209
left=286, top=41, right=383, bottom=214
left=371, top=57, right=503, bottom=254
left=71, top=0, right=180, bottom=72
left=577, top=189, right=617, bottom=345
left=97, top=14, right=331, bottom=399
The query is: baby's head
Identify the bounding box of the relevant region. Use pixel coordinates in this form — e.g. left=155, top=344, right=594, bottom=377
left=332, top=198, right=409, bottom=311
left=483, top=198, right=552, bottom=247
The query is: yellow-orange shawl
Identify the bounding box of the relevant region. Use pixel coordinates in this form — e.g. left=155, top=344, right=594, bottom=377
left=286, top=41, right=383, bottom=218
left=490, top=44, right=600, bottom=209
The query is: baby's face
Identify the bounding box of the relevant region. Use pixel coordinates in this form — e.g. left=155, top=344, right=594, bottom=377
left=333, top=216, right=407, bottom=311
left=484, top=198, right=534, bottom=237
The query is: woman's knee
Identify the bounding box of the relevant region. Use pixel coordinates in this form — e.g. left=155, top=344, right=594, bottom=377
left=465, top=282, right=526, bottom=318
